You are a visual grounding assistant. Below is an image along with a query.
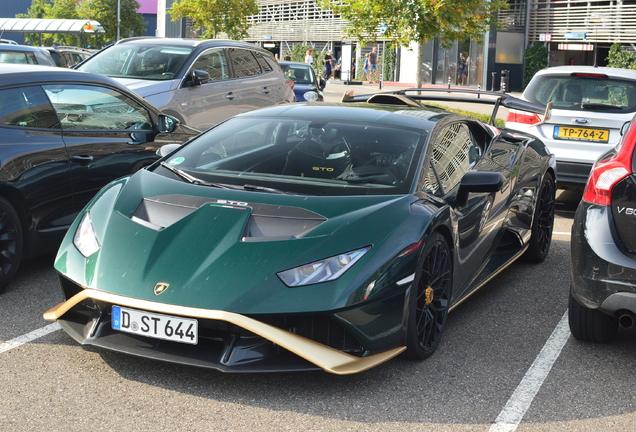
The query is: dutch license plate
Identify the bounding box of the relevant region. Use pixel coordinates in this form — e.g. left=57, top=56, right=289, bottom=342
left=111, top=306, right=198, bottom=345
left=553, top=126, right=609, bottom=143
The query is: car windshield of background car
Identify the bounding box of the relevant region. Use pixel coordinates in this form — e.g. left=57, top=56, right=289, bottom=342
left=281, top=65, right=314, bottom=85
left=155, top=116, right=425, bottom=196
left=525, top=75, right=636, bottom=113
left=78, top=44, right=192, bottom=80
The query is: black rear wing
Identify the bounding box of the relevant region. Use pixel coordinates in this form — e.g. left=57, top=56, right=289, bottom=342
left=341, top=88, right=548, bottom=126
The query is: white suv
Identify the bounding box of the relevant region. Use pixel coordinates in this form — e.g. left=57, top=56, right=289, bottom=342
left=507, top=66, right=636, bottom=189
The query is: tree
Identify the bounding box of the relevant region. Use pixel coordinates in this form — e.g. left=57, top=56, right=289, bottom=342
left=606, top=43, right=636, bottom=70
left=169, top=0, right=259, bottom=40
left=17, top=0, right=53, bottom=45
left=77, top=0, right=146, bottom=46
left=523, top=43, right=548, bottom=87
left=318, top=0, right=507, bottom=87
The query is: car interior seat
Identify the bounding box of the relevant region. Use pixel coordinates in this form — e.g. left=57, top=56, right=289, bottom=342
left=282, top=127, right=351, bottom=178
left=563, top=83, right=582, bottom=105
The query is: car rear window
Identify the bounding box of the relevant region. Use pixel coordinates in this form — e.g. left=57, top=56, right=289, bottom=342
left=524, top=74, right=636, bottom=113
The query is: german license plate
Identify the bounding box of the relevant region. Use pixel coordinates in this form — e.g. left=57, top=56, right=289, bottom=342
left=553, top=126, right=609, bottom=143
left=111, top=306, right=198, bottom=345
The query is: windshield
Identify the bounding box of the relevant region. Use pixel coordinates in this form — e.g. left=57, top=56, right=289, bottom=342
left=78, top=43, right=193, bottom=80
left=154, top=116, right=426, bottom=196
left=280, top=64, right=316, bottom=85
left=525, top=74, right=636, bottom=113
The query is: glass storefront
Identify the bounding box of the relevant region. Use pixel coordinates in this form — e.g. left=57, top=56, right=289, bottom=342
left=420, top=39, right=484, bottom=87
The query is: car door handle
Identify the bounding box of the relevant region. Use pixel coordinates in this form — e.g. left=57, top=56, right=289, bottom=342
left=262, top=87, right=270, bottom=94
left=225, top=92, right=235, bottom=100
left=72, top=155, right=94, bottom=166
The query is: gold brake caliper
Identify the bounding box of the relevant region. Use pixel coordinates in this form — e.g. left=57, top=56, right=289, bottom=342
left=425, top=286, right=434, bottom=306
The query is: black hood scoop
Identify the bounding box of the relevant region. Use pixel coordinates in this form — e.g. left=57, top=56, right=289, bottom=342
left=131, top=194, right=326, bottom=241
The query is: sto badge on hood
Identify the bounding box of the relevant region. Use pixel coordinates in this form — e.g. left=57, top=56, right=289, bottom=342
left=154, top=283, right=170, bottom=295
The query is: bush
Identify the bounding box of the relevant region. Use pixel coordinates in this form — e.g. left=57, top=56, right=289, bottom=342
left=606, top=43, right=636, bottom=69
left=524, top=43, right=548, bottom=87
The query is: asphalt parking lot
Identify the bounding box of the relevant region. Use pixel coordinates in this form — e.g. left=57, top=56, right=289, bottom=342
left=1, top=88, right=635, bottom=431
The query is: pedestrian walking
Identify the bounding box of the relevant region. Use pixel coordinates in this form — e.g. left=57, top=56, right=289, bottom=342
left=305, top=49, right=313, bottom=65
left=369, top=46, right=379, bottom=82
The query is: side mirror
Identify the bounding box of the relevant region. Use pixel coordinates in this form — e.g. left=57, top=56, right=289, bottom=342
left=319, top=77, right=326, bottom=90
left=621, top=121, right=631, bottom=136
left=156, top=143, right=182, bottom=158
left=184, top=69, right=210, bottom=87
left=456, top=171, right=504, bottom=207
left=157, top=114, right=179, bottom=133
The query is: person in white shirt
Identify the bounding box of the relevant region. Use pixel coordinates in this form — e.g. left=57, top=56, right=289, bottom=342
left=305, top=49, right=313, bottom=65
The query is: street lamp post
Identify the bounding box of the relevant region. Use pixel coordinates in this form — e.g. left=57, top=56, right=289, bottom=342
left=117, top=0, right=121, bottom=41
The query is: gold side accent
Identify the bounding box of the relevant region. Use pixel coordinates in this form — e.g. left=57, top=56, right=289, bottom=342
left=449, top=244, right=529, bottom=312
left=43, top=289, right=405, bottom=375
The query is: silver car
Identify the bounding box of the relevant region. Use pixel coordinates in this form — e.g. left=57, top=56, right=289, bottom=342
left=506, top=66, right=636, bottom=189
left=76, top=37, right=296, bottom=131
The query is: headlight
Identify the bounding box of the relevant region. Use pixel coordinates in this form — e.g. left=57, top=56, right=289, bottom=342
left=73, top=212, right=100, bottom=257
left=277, top=246, right=370, bottom=287
left=303, top=91, right=320, bottom=102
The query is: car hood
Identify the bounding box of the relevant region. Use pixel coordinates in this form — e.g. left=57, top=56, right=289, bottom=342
left=112, top=77, right=177, bottom=98
left=55, top=169, right=425, bottom=314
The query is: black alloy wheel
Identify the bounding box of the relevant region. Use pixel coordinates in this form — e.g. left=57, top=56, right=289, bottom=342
left=405, top=232, right=452, bottom=360
left=523, top=172, right=555, bottom=263
left=0, top=197, right=22, bottom=294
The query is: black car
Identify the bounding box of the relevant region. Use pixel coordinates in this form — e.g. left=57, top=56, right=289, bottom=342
left=0, top=64, right=199, bottom=293
left=570, top=117, right=636, bottom=341
left=278, top=61, right=325, bottom=101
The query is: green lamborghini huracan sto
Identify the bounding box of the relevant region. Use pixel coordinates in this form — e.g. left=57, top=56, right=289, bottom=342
left=45, top=91, right=556, bottom=374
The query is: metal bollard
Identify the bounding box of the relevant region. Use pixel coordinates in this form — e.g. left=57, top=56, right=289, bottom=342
left=448, top=76, right=451, bottom=90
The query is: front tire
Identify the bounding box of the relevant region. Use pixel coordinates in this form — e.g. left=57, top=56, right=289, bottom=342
left=569, top=291, right=617, bottom=343
left=0, top=197, right=23, bottom=294
left=523, top=172, right=555, bottom=263
left=405, top=232, right=452, bottom=360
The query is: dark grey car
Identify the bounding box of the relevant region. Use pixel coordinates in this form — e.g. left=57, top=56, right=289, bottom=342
left=0, top=44, right=56, bottom=66
left=76, top=37, right=296, bottom=131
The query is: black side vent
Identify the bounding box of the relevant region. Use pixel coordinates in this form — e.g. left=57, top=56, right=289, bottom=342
left=289, top=315, right=364, bottom=354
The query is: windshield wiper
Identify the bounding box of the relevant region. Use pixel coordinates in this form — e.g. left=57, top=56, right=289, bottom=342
left=160, top=162, right=239, bottom=189
left=581, top=102, right=623, bottom=110
left=243, top=184, right=306, bottom=195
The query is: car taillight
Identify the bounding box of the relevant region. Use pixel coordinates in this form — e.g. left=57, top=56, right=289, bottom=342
left=583, top=119, right=636, bottom=205
left=285, top=79, right=294, bottom=91
left=506, top=111, right=542, bottom=125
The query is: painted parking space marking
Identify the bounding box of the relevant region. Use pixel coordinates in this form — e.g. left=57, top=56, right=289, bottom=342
left=489, top=311, right=570, bottom=432
left=552, top=231, right=571, bottom=236
left=0, top=323, right=61, bottom=354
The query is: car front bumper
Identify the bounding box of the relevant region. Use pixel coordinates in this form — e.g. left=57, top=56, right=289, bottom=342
left=571, top=201, right=636, bottom=315
left=44, top=285, right=407, bottom=375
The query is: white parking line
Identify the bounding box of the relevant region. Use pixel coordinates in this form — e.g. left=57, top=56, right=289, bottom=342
left=489, top=311, right=570, bottom=432
left=552, top=232, right=571, bottom=236
left=0, top=322, right=61, bottom=354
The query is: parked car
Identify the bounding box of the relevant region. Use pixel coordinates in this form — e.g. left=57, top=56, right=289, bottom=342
left=0, top=64, right=199, bottom=293
left=44, top=90, right=555, bottom=374
left=75, top=37, right=296, bottom=131
left=0, top=39, right=18, bottom=45
left=0, top=44, right=55, bottom=66
left=569, top=116, right=636, bottom=342
left=506, top=66, right=636, bottom=189
left=278, top=61, right=325, bottom=101
left=44, top=46, right=92, bottom=68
